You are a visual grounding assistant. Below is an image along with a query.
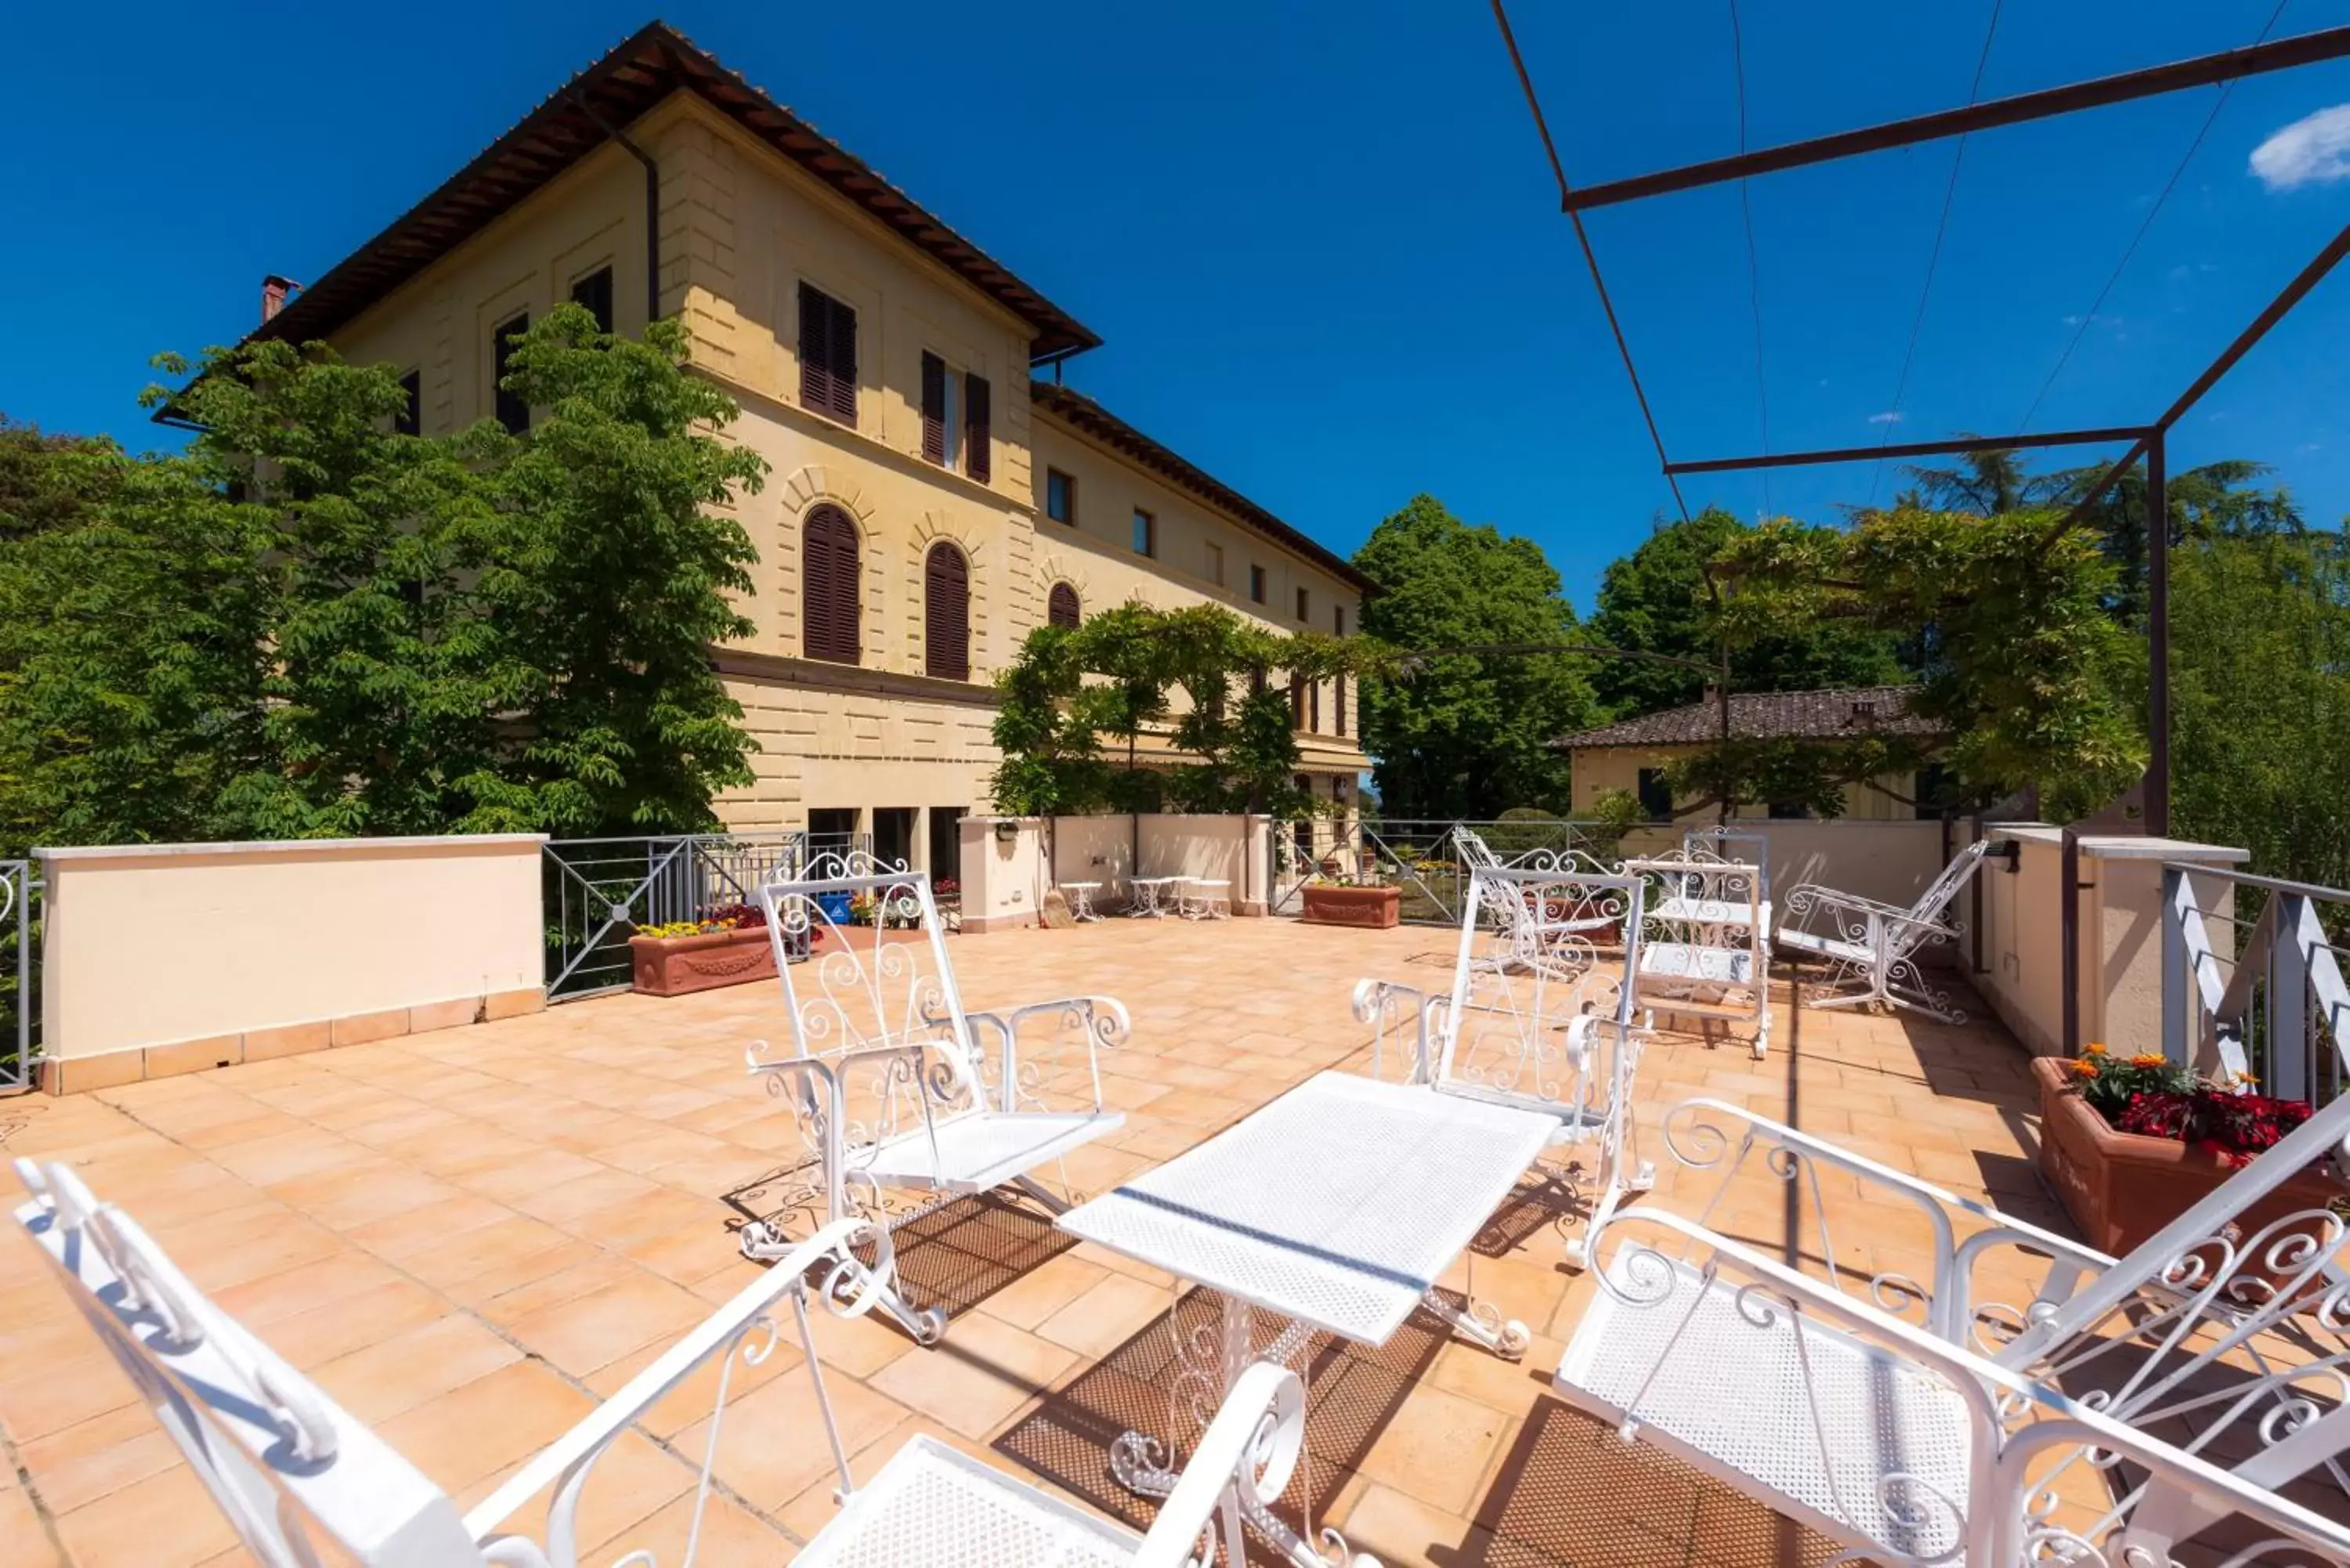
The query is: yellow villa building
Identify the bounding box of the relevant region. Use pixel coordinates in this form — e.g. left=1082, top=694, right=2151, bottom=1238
left=237, top=20, right=1370, bottom=873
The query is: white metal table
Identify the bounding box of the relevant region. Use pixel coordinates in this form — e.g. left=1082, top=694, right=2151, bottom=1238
left=1058, top=1071, right=1557, bottom=1565
left=1060, top=880, right=1104, bottom=923
left=1126, top=876, right=1181, bottom=918
left=1177, top=876, right=1231, bottom=919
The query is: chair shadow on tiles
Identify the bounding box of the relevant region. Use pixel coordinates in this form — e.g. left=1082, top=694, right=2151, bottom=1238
left=995, top=1282, right=1452, bottom=1548
left=1430, top=1397, right=1842, bottom=1568
left=1468, top=1163, right=1594, bottom=1262
left=718, top=1168, right=1077, bottom=1328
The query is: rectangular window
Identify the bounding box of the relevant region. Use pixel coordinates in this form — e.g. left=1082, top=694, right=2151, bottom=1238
left=1636, top=768, right=1673, bottom=822
left=1913, top=761, right=1957, bottom=820
left=1205, top=541, right=1224, bottom=586
left=1249, top=565, right=1267, bottom=604
left=1045, top=468, right=1076, bottom=524
left=569, top=266, right=614, bottom=334
left=1333, top=604, right=1346, bottom=637
left=921, top=353, right=991, bottom=482
left=1289, top=674, right=1307, bottom=728
left=396, top=370, right=421, bottom=436
left=1308, top=681, right=1320, bottom=732
left=1335, top=676, right=1347, bottom=736
left=1296, top=586, right=1310, bottom=622
left=493, top=312, right=529, bottom=434
left=1768, top=799, right=1813, bottom=820
left=1132, top=508, right=1155, bottom=558
left=797, top=282, right=858, bottom=425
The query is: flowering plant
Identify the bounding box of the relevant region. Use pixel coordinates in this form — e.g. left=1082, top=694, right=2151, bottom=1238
left=2067, top=1043, right=2312, bottom=1168
left=635, top=902, right=771, bottom=939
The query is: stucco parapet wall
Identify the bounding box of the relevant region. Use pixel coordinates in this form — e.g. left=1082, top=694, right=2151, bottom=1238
left=35, top=833, right=548, bottom=861
left=1986, top=825, right=2251, bottom=863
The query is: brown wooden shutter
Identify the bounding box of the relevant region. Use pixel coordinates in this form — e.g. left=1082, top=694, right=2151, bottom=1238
left=802, top=505, right=861, bottom=664
left=1309, top=681, right=1320, bottom=732
left=1289, top=674, right=1306, bottom=728
left=924, top=542, right=970, bottom=681
left=1336, top=675, right=1347, bottom=736
left=920, top=352, right=946, bottom=464
left=828, top=296, right=858, bottom=422
left=965, top=374, right=991, bottom=482
left=1047, top=582, right=1080, bottom=629
left=494, top=313, right=529, bottom=434
left=799, top=285, right=858, bottom=424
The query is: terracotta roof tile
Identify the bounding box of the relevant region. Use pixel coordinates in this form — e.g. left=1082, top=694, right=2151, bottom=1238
left=1553, top=685, right=1944, bottom=749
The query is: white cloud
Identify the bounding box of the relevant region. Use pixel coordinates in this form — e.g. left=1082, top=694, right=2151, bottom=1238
left=1867, top=411, right=1904, bottom=425
left=2061, top=313, right=2084, bottom=327
left=2251, top=104, right=2350, bottom=190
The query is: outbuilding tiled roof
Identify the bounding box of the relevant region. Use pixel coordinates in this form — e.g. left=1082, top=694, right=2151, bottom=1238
left=1553, top=685, right=1944, bottom=749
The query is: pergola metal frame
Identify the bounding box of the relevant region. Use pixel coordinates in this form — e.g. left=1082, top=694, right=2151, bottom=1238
left=1493, top=7, right=2350, bottom=836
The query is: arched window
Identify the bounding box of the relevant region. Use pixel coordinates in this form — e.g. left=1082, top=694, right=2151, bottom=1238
left=924, top=540, right=971, bottom=681
left=802, top=504, right=861, bottom=664
left=1047, top=581, right=1081, bottom=630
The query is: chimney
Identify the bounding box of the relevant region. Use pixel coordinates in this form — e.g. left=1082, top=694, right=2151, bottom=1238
left=260, top=274, right=302, bottom=322
left=1850, top=699, right=1878, bottom=725
left=1701, top=685, right=1722, bottom=708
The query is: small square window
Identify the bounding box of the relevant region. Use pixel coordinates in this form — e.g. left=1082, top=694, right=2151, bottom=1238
left=1132, top=508, right=1155, bottom=558
left=1205, top=541, right=1224, bottom=586
left=493, top=312, right=530, bottom=435
left=1249, top=565, right=1267, bottom=604
left=1045, top=469, right=1076, bottom=524
left=1295, top=587, right=1309, bottom=621
left=569, top=266, right=614, bottom=334
left=396, top=370, right=421, bottom=436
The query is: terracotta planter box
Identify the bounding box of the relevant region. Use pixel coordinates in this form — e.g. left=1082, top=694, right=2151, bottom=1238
left=630, top=926, right=778, bottom=998
left=2031, top=1056, right=2345, bottom=1259
left=1301, top=883, right=1400, bottom=930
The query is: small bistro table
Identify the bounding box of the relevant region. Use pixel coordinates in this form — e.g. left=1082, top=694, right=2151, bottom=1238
left=1126, top=876, right=1182, bottom=919
left=1177, top=876, right=1231, bottom=920
left=1058, top=880, right=1104, bottom=923
left=1058, top=1071, right=1557, bottom=1566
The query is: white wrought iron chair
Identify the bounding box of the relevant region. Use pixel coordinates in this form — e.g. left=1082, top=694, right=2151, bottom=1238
left=1623, top=849, right=1772, bottom=1058
left=1453, top=828, right=1619, bottom=978
left=12, top=1158, right=1379, bottom=1568
left=1549, top=1083, right=2350, bottom=1564
left=1352, top=863, right=1653, bottom=1284
left=738, top=851, right=1130, bottom=1343
left=1776, top=836, right=1993, bottom=1021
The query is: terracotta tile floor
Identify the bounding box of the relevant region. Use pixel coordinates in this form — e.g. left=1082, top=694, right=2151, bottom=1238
left=0, top=917, right=2063, bottom=1567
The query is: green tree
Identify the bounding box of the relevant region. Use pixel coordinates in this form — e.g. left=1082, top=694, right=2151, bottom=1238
left=1352, top=494, right=1598, bottom=818
left=1587, top=508, right=1904, bottom=716
left=0, top=307, right=766, bottom=849
left=2171, top=527, right=2350, bottom=890
left=0, top=417, right=121, bottom=544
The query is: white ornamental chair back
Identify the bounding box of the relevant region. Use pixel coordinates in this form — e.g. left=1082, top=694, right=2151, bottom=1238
left=1354, top=863, right=1653, bottom=1268
left=13, top=1160, right=1365, bottom=1568
left=1562, top=1071, right=2350, bottom=1555
left=1453, top=828, right=1618, bottom=974
left=1622, top=850, right=1773, bottom=1059
left=1777, top=836, right=1993, bottom=1021
left=743, top=849, right=1130, bottom=1344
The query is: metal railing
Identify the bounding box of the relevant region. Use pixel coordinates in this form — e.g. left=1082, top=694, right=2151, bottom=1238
left=0, top=861, right=38, bottom=1095
left=1269, top=818, right=1625, bottom=925
left=541, top=833, right=816, bottom=1001
left=2164, top=863, right=2350, bottom=1103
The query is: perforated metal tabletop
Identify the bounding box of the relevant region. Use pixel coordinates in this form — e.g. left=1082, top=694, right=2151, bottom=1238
left=1057, top=1071, right=1557, bottom=1345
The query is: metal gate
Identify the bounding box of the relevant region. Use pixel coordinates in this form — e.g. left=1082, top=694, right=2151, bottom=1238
left=1269, top=818, right=1615, bottom=926
left=1, top=860, right=38, bottom=1094
left=542, top=833, right=809, bottom=1001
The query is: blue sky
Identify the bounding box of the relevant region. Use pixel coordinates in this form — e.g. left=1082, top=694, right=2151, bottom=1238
left=7, top=1, right=2350, bottom=609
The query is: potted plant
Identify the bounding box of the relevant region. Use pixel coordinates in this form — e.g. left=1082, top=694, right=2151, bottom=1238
left=1301, top=873, right=1400, bottom=930
left=2032, top=1045, right=2345, bottom=1258
left=631, top=904, right=809, bottom=998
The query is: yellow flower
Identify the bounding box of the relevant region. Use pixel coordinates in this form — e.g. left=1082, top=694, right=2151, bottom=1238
left=2083, top=1042, right=2107, bottom=1056
left=2130, top=1053, right=2167, bottom=1070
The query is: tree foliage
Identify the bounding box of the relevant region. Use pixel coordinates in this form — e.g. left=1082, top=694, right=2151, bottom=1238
left=1586, top=508, right=1905, bottom=717
left=0, top=307, right=765, bottom=851
left=1708, top=505, right=2143, bottom=819
left=2171, top=527, right=2350, bottom=891
left=989, top=602, right=1364, bottom=817
left=1351, top=494, right=1599, bottom=818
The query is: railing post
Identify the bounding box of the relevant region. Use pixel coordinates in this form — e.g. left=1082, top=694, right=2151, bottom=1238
left=2269, top=894, right=2311, bottom=1102
left=2161, top=864, right=2189, bottom=1067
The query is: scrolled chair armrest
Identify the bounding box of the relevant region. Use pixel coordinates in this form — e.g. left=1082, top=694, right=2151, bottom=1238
left=1350, top=977, right=1441, bottom=1086
left=1131, top=1360, right=1382, bottom=1568
left=1780, top=881, right=1911, bottom=922
left=466, top=1216, right=889, bottom=1555
left=964, top=995, right=1132, bottom=1112
left=1658, top=1097, right=2116, bottom=1342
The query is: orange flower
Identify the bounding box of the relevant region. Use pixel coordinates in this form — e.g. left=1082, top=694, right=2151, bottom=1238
left=2083, top=1042, right=2108, bottom=1057
left=2069, top=1059, right=2099, bottom=1079
left=2131, top=1053, right=2167, bottom=1070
